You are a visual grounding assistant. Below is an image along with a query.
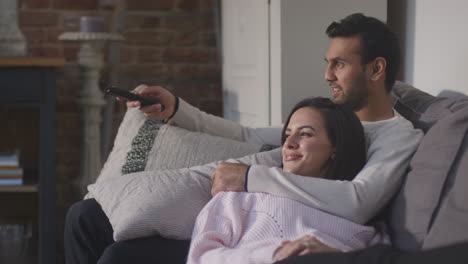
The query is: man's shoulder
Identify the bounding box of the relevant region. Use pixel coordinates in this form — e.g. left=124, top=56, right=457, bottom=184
left=363, top=109, right=423, bottom=145
left=363, top=109, right=417, bottom=132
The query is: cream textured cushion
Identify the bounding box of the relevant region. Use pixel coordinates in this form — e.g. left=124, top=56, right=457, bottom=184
left=87, top=107, right=280, bottom=241
left=88, top=166, right=213, bottom=241
left=91, top=108, right=265, bottom=184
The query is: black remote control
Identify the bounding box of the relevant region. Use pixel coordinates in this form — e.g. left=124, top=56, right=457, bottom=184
left=105, top=87, right=165, bottom=111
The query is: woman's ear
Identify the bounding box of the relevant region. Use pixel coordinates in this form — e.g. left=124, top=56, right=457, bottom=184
left=370, top=57, right=386, bottom=81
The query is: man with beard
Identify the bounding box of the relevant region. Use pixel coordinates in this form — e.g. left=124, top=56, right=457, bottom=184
left=64, top=13, right=423, bottom=264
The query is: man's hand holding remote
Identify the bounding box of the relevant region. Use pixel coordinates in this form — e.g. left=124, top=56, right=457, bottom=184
left=127, top=85, right=178, bottom=121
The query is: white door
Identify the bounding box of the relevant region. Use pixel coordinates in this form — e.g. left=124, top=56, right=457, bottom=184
left=222, top=0, right=270, bottom=127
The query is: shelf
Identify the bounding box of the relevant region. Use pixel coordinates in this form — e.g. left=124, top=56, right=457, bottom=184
left=0, top=60, right=58, bottom=264
left=0, top=184, right=39, bottom=193
left=0, top=57, right=66, bottom=67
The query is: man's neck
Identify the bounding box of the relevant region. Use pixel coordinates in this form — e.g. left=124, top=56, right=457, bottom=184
left=355, top=93, right=394, bottom=122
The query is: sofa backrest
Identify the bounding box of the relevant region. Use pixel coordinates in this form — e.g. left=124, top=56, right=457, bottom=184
left=390, top=81, right=468, bottom=133
left=388, top=82, right=468, bottom=251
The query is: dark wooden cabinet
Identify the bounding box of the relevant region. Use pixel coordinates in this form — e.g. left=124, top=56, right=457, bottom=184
left=0, top=57, right=65, bottom=264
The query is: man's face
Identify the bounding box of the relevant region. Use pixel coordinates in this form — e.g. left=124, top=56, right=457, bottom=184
left=324, top=36, right=370, bottom=111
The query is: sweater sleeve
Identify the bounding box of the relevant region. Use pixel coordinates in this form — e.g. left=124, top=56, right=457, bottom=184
left=247, top=115, right=423, bottom=224
left=166, top=98, right=282, bottom=145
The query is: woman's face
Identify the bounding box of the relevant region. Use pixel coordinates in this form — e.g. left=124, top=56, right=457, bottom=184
left=282, top=107, right=335, bottom=178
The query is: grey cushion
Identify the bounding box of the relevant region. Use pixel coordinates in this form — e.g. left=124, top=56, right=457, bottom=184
left=388, top=82, right=468, bottom=250
left=391, top=81, right=468, bottom=132
left=422, top=108, right=468, bottom=249
left=389, top=106, right=468, bottom=250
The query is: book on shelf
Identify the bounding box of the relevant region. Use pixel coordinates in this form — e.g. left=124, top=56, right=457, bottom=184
left=0, top=178, right=23, bottom=185
left=0, top=150, right=23, bottom=185
left=0, top=168, right=23, bottom=178
left=0, top=150, right=20, bottom=167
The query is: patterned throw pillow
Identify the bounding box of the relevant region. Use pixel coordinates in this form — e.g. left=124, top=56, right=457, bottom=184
left=121, top=119, right=163, bottom=175
left=90, top=107, right=273, bottom=186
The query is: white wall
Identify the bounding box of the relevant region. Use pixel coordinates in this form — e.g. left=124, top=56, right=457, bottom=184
left=390, top=0, right=468, bottom=97
left=271, top=0, right=386, bottom=124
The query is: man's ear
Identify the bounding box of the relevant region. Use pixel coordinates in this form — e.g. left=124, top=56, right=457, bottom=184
left=370, top=57, right=386, bottom=81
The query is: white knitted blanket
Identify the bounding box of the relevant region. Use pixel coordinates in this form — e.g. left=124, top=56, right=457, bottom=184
left=187, top=192, right=388, bottom=264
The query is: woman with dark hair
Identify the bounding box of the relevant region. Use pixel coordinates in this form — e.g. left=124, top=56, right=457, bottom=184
left=280, top=97, right=366, bottom=181
left=186, top=98, right=384, bottom=264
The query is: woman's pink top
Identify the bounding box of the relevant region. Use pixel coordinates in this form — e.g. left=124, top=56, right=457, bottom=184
left=187, top=191, right=388, bottom=264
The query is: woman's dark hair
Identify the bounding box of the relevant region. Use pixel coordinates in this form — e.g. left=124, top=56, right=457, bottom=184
left=326, top=13, right=400, bottom=92
left=281, top=97, right=366, bottom=181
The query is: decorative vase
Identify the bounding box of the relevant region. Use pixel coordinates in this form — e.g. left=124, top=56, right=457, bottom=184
left=0, top=0, right=27, bottom=56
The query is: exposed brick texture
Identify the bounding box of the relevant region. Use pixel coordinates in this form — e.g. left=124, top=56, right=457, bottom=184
left=22, top=0, right=50, bottom=9
left=137, top=47, right=163, bottom=63
left=119, top=46, right=136, bottom=63
left=123, top=31, right=173, bottom=46
left=22, top=29, right=46, bottom=44
left=163, top=47, right=217, bottom=63
left=52, top=0, right=98, bottom=10
left=126, top=0, right=174, bottom=11
left=126, top=15, right=161, bottom=30
left=174, top=31, right=199, bottom=46
left=28, top=44, right=61, bottom=57
left=177, top=0, right=200, bottom=12
left=19, top=11, right=59, bottom=27
left=201, top=32, right=217, bottom=46
left=15, top=0, right=222, bottom=262
left=200, top=0, right=215, bottom=11
left=165, top=15, right=213, bottom=31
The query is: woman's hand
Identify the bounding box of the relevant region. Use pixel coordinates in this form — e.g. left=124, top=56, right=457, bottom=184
left=272, top=235, right=342, bottom=262
left=124, top=85, right=177, bottom=120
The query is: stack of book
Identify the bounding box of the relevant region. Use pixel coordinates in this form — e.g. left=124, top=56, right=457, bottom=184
left=0, top=150, right=23, bottom=185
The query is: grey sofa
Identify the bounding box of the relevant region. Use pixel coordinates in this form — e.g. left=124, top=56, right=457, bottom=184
left=388, top=81, right=468, bottom=251
left=92, top=81, right=468, bottom=263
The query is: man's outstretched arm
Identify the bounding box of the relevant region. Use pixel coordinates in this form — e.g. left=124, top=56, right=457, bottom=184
left=126, top=85, right=283, bottom=146
left=167, top=98, right=282, bottom=145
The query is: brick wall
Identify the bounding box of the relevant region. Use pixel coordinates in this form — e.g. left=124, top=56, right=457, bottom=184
left=18, top=0, right=221, bottom=261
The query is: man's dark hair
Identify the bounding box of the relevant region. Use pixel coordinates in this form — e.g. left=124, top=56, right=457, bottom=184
left=281, top=97, right=366, bottom=181
left=326, top=13, right=400, bottom=92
